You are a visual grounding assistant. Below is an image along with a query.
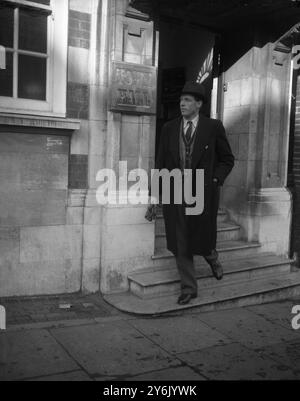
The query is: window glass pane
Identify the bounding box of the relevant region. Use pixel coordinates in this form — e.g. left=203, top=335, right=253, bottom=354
left=0, top=6, right=14, bottom=48
left=19, top=8, right=48, bottom=53
left=0, top=51, right=13, bottom=97
left=18, top=55, right=46, bottom=100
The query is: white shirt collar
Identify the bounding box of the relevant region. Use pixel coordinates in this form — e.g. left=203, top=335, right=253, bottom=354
left=183, top=114, right=199, bottom=129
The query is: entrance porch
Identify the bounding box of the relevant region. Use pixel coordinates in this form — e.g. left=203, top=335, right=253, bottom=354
left=102, top=0, right=300, bottom=313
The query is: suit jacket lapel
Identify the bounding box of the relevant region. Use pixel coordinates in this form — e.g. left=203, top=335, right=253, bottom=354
left=191, top=113, right=212, bottom=169
left=167, top=114, right=212, bottom=168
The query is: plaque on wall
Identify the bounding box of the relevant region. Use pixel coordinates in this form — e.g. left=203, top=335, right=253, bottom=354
left=109, top=61, right=157, bottom=114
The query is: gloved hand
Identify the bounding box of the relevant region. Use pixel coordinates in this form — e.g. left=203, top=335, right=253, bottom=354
left=145, top=204, right=157, bottom=222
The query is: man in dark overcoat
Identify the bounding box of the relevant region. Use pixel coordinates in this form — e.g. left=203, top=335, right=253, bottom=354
left=146, top=81, right=235, bottom=305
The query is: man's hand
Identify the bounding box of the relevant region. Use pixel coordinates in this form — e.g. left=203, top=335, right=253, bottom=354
left=145, top=204, right=157, bottom=222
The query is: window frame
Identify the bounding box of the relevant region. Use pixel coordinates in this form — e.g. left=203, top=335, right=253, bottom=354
left=0, top=0, right=68, bottom=117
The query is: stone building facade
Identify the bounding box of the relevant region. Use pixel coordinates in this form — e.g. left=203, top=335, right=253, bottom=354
left=1, top=0, right=300, bottom=308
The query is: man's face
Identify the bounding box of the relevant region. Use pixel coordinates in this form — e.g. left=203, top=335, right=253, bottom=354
left=180, top=94, right=202, bottom=119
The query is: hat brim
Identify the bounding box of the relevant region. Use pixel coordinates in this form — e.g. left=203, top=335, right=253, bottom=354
left=180, top=91, right=207, bottom=104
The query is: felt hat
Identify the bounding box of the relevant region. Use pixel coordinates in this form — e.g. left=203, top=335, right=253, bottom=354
left=181, top=81, right=207, bottom=103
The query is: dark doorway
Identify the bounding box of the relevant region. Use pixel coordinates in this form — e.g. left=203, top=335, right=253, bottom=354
left=288, top=66, right=300, bottom=261
left=155, top=19, right=217, bottom=156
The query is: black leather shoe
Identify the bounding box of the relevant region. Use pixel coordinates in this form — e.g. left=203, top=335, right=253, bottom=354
left=208, top=259, right=223, bottom=280
left=177, top=293, right=197, bottom=305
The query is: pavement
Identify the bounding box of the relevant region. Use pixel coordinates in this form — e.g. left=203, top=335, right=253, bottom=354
left=1, top=292, right=300, bottom=381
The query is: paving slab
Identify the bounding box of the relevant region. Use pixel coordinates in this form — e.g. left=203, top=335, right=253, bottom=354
left=178, top=343, right=298, bottom=380
left=195, top=308, right=300, bottom=350
left=0, top=329, right=78, bottom=381
left=0, top=293, right=115, bottom=328
left=27, top=370, right=92, bottom=381
left=50, top=320, right=180, bottom=379
left=258, top=339, right=300, bottom=376
left=246, top=301, right=296, bottom=330
left=127, top=315, right=232, bottom=354
left=124, top=366, right=206, bottom=381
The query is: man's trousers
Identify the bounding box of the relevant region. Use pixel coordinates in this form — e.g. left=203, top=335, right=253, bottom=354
left=174, top=203, right=219, bottom=295
left=175, top=204, right=197, bottom=295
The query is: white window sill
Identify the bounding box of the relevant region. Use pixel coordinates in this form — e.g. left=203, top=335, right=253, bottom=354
left=0, top=113, right=81, bottom=131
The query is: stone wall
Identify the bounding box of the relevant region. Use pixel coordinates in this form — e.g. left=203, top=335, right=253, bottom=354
left=0, top=129, right=82, bottom=296
left=220, top=30, right=293, bottom=256
left=0, top=0, right=101, bottom=297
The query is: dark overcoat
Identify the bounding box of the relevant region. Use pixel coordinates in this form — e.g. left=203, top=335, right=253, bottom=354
left=154, top=113, right=235, bottom=256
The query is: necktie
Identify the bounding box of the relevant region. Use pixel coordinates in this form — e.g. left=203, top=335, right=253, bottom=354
left=185, top=121, right=193, bottom=142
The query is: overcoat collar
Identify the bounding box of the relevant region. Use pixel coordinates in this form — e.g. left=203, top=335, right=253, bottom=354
left=169, top=113, right=212, bottom=168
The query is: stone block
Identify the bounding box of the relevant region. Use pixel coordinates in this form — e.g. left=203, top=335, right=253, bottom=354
left=104, top=204, right=150, bottom=226
left=102, top=223, right=154, bottom=261
left=0, top=258, right=81, bottom=297
left=89, top=120, right=107, bottom=156
left=84, top=206, right=102, bottom=226
left=122, top=115, right=140, bottom=125
left=89, top=84, right=108, bottom=121
left=0, top=227, right=20, bottom=266
left=120, top=120, right=140, bottom=158
left=224, top=48, right=254, bottom=82
left=70, top=0, right=93, bottom=13
left=83, top=225, right=101, bottom=259
left=67, top=82, right=89, bottom=120
left=82, top=258, right=100, bottom=293
left=224, top=80, right=242, bottom=108
left=223, top=106, right=250, bottom=135
left=0, top=152, right=68, bottom=191
left=0, top=132, right=69, bottom=155
left=68, top=10, right=91, bottom=49
left=68, top=47, right=90, bottom=84
left=69, top=154, right=88, bottom=189
left=0, top=189, right=67, bottom=226
left=238, top=133, right=249, bottom=161
left=70, top=119, right=89, bottom=155
left=20, top=225, right=83, bottom=263
left=88, top=154, right=106, bottom=189
left=66, top=207, right=84, bottom=225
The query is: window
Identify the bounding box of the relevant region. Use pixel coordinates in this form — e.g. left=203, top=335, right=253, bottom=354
left=0, top=0, right=68, bottom=117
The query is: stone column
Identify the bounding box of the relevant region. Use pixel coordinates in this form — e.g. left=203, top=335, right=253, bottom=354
left=221, top=32, right=294, bottom=256
left=99, top=0, right=158, bottom=294
left=81, top=0, right=110, bottom=292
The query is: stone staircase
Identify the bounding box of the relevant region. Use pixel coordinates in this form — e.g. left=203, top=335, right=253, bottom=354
left=103, top=207, right=300, bottom=315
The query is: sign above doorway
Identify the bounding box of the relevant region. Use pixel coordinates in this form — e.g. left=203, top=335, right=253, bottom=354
left=109, top=61, right=157, bottom=115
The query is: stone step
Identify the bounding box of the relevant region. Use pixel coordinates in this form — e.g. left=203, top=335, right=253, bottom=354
left=155, top=208, right=228, bottom=233
left=104, top=270, right=300, bottom=315
left=128, top=253, right=294, bottom=299
left=155, top=222, right=240, bottom=249
left=152, top=240, right=262, bottom=262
